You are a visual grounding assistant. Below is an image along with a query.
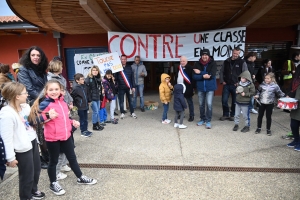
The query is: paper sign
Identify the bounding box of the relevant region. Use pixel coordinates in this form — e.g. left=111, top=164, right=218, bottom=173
left=93, top=52, right=123, bottom=76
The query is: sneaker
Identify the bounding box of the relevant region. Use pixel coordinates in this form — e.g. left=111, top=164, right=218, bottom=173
left=251, top=109, right=258, bottom=114
left=111, top=119, right=118, bottom=124
left=50, top=181, right=65, bottom=196
left=162, top=120, right=168, bottom=124
left=120, top=113, right=125, bottom=119
left=56, top=172, right=67, bottom=180
left=241, top=126, right=250, bottom=133
left=32, top=191, right=45, bottom=199
left=197, top=120, right=205, bottom=126
left=287, top=141, right=299, bottom=148
left=165, top=119, right=171, bottom=123
left=61, top=165, right=71, bottom=172
left=255, top=128, right=261, bottom=134
left=205, top=122, right=211, bottom=129
left=233, top=124, right=239, bottom=131
left=130, top=113, right=137, bottom=119
left=294, top=144, right=300, bottom=151
left=81, top=131, right=92, bottom=138
left=99, top=122, right=106, bottom=126
left=77, top=175, right=97, bottom=185
left=174, top=123, right=179, bottom=128
left=104, top=120, right=111, bottom=123
left=178, top=124, right=187, bottom=129
left=219, top=116, right=229, bottom=121
left=282, top=132, right=294, bottom=140
left=267, top=130, right=272, bottom=136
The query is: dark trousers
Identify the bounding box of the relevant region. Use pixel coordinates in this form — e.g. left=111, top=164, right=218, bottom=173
left=222, top=84, right=236, bottom=117
left=118, top=88, right=134, bottom=114
left=77, top=109, right=88, bottom=132
left=185, top=97, right=194, bottom=117
left=46, top=137, right=82, bottom=183
left=290, top=118, right=300, bottom=142
left=174, top=111, right=184, bottom=124
left=16, top=139, right=41, bottom=200
left=257, top=103, right=274, bottom=130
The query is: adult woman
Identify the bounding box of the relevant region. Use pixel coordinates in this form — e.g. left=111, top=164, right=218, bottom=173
left=85, top=66, right=105, bottom=130
left=256, top=59, right=274, bottom=84
left=18, top=46, right=49, bottom=169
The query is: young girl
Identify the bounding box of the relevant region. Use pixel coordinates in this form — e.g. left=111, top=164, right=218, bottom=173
left=102, top=70, right=118, bottom=124
left=159, top=73, right=173, bottom=124
left=173, top=83, right=187, bottom=128
left=29, top=80, right=97, bottom=196
left=0, top=82, right=45, bottom=200
left=254, top=72, right=285, bottom=136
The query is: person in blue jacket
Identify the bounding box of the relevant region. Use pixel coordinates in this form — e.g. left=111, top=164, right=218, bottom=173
left=193, top=49, right=217, bottom=129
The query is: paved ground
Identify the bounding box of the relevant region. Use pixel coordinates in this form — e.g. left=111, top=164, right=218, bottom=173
left=1, top=93, right=300, bottom=200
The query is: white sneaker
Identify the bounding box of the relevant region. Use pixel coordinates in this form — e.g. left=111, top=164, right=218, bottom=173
left=120, top=113, right=125, bottom=119
left=174, top=123, right=179, bottom=128
left=130, top=113, right=137, bottom=119
left=61, top=165, right=71, bottom=172
left=56, top=172, right=67, bottom=180
left=179, top=124, right=187, bottom=129
left=162, top=120, right=168, bottom=124
left=165, top=119, right=171, bottom=123
left=251, top=109, right=258, bottom=114
left=50, top=181, right=66, bottom=196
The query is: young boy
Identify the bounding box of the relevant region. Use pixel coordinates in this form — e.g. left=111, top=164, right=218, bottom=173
left=159, top=73, right=173, bottom=124
left=173, top=83, right=188, bottom=129
left=233, top=70, right=255, bottom=132
left=71, top=73, right=92, bottom=137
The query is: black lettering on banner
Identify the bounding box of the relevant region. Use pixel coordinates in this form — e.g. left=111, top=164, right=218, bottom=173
left=194, top=48, right=201, bottom=57
left=213, top=30, right=246, bottom=43
left=76, top=60, right=90, bottom=65
left=212, top=44, right=244, bottom=58
left=201, top=33, right=209, bottom=43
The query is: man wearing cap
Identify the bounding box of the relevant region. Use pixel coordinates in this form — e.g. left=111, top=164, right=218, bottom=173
left=219, top=47, right=248, bottom=121
left=175, top=56, right=195, bottom=122
left=193, top=49, right=217, bottom=129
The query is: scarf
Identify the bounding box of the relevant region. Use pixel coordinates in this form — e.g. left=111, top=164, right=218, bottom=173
left=200, top=57, right=210, bottom=66
left=239, top=80, right=251, bottom=87
left=29, top=63, right=46, bottom=77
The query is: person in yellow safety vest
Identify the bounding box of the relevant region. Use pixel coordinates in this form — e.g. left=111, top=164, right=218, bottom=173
left=282, top=52, right=300, bottom=93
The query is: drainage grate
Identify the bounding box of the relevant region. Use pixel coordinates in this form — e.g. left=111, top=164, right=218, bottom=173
left=78, top=164, right=300, bottom=173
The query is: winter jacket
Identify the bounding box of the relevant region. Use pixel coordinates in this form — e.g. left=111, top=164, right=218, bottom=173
left=290, top=84, right=300, bottom=121
left=256, top=82, right=285, bottom=104
left=236, top=71, right=255, bottom=104
left=18, top=66, right=47, bottom=101
left=85, top=75, right=102, bottom=101
left=71, top=84, right=91, bottom=110
left=193, top=57, right=217, bottom=92
left=159, top=73, right=173, bottom=103
left=39, top=96, right=73, bottom=142
left=173, top=84, right=187, bottom=111
left=47, top=72, right=73, bottom=105
left=256, top=66, right=274, bottom=84
left=0, top=104, right=34, bottom=162
left=219, top=57, right=248, bottom=85
left=102, top=77, right=117, bottom=101
left=175, top=64, right=195, bottom=97
left=244, top=59, right=255, bottom=82
left=115, top=64, right=136, bottom=90
left=131, top=63, right=147, bottom=85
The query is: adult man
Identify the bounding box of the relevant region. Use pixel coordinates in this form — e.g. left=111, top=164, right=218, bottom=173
left=115, top=55, right=137, bottom=119
left=175, top=56, right=195, bottom=122
left=131, top=55, right=147, bottom=112
left=219, top=47, right=248, bottom=121
left=193, top=49, right=217, bottom=129
left=282, top=52, right=300, bottom=93
left=244, top=52, right=258, bottom=114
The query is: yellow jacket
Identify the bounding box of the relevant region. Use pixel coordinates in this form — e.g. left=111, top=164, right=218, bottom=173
left=159, top=73, right=173, bottom=103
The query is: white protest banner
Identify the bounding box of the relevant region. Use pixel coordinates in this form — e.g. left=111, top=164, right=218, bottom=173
left=108, top=27, right=246, bottom=61
left=74, top=52, right=108, bottom=77
left=92, top=52, right=123, bottom=76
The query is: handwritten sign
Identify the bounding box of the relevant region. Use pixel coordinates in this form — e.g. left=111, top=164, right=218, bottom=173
left=92, top=52, right=123, bottom=76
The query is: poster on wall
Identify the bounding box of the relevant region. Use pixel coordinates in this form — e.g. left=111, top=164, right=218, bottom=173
left=108, top=27, right=246, bottom=61
left=92, top=52, right=123, bottom=76
left=74, top=52, right=108, bottom=77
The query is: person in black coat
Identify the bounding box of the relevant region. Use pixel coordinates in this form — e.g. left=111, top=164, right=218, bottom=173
left=174, top=56, right=195, bottom=122
left=173, top=83, right=187, bottom=129
left=256, top=59, right=274, bottom=84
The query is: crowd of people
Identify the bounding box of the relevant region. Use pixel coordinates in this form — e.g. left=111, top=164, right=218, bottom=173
left=0, top=45, right=300, bottom=199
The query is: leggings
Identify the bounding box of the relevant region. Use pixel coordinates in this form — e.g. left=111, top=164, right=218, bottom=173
left=257, top=103, right=274, bottom=130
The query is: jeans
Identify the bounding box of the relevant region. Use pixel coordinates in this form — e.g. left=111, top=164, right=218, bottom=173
left=162, top=103, right=169, bottom=121
left=133, top=84, right=144, bottom=108
left=290, top=118, right=300, bottom=142
left=99, top=108, right=107, bottom=122
left=174, top=111, right=184, bottom=124
left=46, top=137, right=82, bottom=183
left=77, top=109, right=88, bottom=132
left=91, top=100, right=100, bottom=124
left=257, top=103, right=274, bottom=130
left=198, top=91, right=214, bottom=122
left=222, top=84, right=236, bottom=117
left=185, top=97, right=194, bottom=117
left=118, top=88, right=134, bottom=114
left=248, top=96, right=254, bottom=110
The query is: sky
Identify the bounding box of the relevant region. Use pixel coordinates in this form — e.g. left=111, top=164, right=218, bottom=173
left=0, top=1, right=15, bottom=16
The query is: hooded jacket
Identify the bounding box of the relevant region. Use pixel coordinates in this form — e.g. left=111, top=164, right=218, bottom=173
left=219, top=57, right=248, bottom=85
left=159, top=73, right=173, bottom=103
left=175, top=64, right=195, bottom=97
left=236, top=71, right=255, bottom=104
left=173, top=84, right=187, bottom=111
left=193, top=57, right=217, bottom=92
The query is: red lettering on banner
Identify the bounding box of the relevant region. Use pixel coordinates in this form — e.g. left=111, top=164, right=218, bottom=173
left=194, top=34, right=202, bottom=44
left=149, top=34, right=161, bottom=59
left=175, top=35, right=185, bottom=58
left=163, top=34, right=174, bottom=58
left=108, top=35, right=119, bottom=53
left=120, top=34, right=136, bottom=58
left=138, top=35, right=148, bottom=58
